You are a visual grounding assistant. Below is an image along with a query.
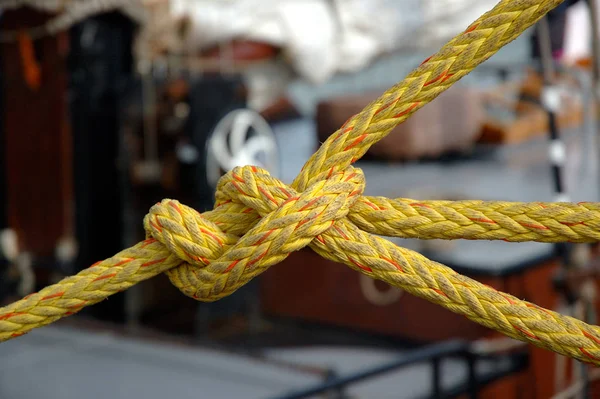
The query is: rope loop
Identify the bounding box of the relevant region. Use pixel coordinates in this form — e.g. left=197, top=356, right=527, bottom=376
left=144, top=165, right=365, bottom=301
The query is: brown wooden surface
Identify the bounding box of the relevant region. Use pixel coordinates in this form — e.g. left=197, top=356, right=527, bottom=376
left=522, top=260, right=561, bottom=399
left=1, top=8, right=73, bottom=256
left=261, top=247, right=496, bottom=342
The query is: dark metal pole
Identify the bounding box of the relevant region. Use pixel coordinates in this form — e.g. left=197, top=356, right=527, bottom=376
left=537, top=17, right=568, bottom=203
left=466, top=353, right=478, bottom=399
left=537, top=12, right=574, bottom=305
left=431, top=357, right=442, bottom=398
left=537, top=13, right=590, bottom=398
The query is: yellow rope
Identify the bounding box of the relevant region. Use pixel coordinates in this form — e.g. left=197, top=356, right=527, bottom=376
left=349, top=198, right=600, bottom=243
left=8, top=0, right=600, bottom=366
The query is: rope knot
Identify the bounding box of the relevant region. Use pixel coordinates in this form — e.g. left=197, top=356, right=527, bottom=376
left=144, top=165, right=365, bottom=301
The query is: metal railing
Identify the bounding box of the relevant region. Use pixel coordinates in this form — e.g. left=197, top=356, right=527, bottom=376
left=271, top=340, right=527, bottom=399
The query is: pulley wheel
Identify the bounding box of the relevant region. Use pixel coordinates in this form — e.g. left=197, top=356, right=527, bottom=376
left=205, top=108, right=279, bottom=188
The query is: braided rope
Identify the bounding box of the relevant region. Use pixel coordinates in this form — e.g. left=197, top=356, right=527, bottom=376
left=7, top=0, right=600, bottom=366
left=349, top=198, right=600, bottom=243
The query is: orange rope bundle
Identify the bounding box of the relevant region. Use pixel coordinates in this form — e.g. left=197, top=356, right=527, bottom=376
left=17, top=31, right=41, bottom=90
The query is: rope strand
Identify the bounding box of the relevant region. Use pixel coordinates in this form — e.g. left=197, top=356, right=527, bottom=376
left=7, top=0, right=599, bottom=370
left=349, top=198, right=600, bottom=243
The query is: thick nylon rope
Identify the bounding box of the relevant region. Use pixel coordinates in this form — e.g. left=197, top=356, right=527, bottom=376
left=215, top=197, right=600, bottom=244
left=349, top=198, right=600, bottom=243
left=9, top=0, right=600, bottom=366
